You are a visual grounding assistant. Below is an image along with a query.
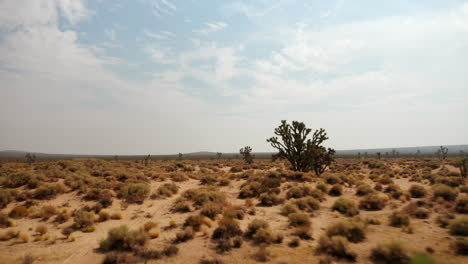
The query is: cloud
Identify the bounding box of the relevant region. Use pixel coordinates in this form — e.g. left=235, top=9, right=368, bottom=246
left=193, top=22, right=228, bottom=34
left=104, top=29, right=116, bottom=40
left=143, top=30, right=175, bottom=40
left=146, top=0, right=176, bottom=16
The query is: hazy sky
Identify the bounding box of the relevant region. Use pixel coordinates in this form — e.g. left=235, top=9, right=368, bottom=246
left=1, top=0, right=467, bottom=155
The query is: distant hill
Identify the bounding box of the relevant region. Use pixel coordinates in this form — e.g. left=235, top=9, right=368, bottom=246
left=1, top=144, right=467, bottom=160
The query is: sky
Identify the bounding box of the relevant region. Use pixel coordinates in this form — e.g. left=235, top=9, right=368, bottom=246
left=0, top=0, right=467, bottom=155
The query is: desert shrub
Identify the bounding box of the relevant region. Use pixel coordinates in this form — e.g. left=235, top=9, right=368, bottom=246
left=289, top=237, right=300, bottom=247
left=183, top=214, right=209, bottom=232
left=252, top=246, right=270, bottom=262
left=0, top=189, right=13, bottom=208
left=111, top=212, right=123, bottom=220
left=374, top=184, right=383, bottom=191
left=102, top=252, right=140, bottom=264
left=356, top=183, right=374, bottom=196
left=456, top=195, right=468, bottom=214
left=328, top=184, right=343, bottom=196
left=142, top=221, right=158, bottom=232
left=121, top=183, right=150, bottom=203
left=82, top=226, right=96, bottom=232
left=37, top=205, right=58, bottom=220
left=222, top=207, right=245, bottom=220
left=288, top=213, right=311, bottom=227
left=99, top=225, right=149, bottom=252
left=309, top=188, right=326, bottom=201
left=414, top=208, right=430, bottom=219
left=137, top=248, right=162, bottom=260
left=325, top=174, right=342, bottom=184
left=435, top=176, right=463, bottom=187
left=73, top=210, right=95, bottom=229
left=3, top=171, right=33, bottom=188
left=155, top=183, right=179, bottom=198
left=180, top=187, right=226, bottom=208
left=259, top=192, right=283, bottom=206
left=171, top=173, right=188, bottom=182
left=281, top=203, right=300, bottom=216
left=293, top=226, right=313, bottom=240
left=449, top=217, right=468, bottom=236
left=389, top=211, right=410, bottom=227
left=62, top=227, right=73, bottom=239
left=432, top=184, right=458, bottom=201
left=33, top=183, right=66, bottom=199
left=212, top=217, right=242, bottom=239
left=379, top=176, right=394, bottom=185
left=35, top=224, right=48, bottom=235
left=360, top=194, right=386, bottom=211
left=436, top=213, right=455, bottom=228
left=326, top=220, right=366, bottom=243
left=316, top=182, right=328, bottom=193
left=99, top=210, right=110, bottom=222
left=294, top=197, right=320, bottom=212
left=252, top=228, right=273, bottom=244
left=454, top=237, right=468, bottom=255
left=0, top=228, right=18, bottom=241
left=174, top=227, right=194, bottom=243
left=9, top=206, right=29, bottom=219
left=201, top=202, right=223, bottom=219
left=162, top=245, right=179, bottom=256
left=370, top=242, right=410, bottom=264
left=54, top=211, right=70, bottom=223
left=332, top=198, right=359, bottom=216
left=409, top=185, right=427, bottom=198
left=19, top=232, right=29, bottom=243
left=316, top=235, right=357, bottom=261
left=200, top=175, right=217, bottom=185
left=245, top=219, right=269, bottom=238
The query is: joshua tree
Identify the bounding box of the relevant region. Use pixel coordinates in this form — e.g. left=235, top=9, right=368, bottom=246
left=376, top=152, right=381, bottom=160
left=216, top=152, right=222, bottom=159
left=358, top=152, right=361, bottom=159
left=144, top=154, right=151, bottom=166
left=114, top=155, right=119, bottom=161
left=25, top=153, right=36, bottom=165
left=436, top=146, right=448, bottom=160
left=239, top=146, right=254, bottom=164
left=391, top=149, right=396, bottom=157
left=178, top=153, right=183, bottom=160
left=266, top=120, right=335, bottom=175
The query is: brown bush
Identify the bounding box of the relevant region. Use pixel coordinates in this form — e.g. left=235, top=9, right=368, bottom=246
left=370, top=242, right=410, bottom=264
left=332, top=198, right=359, bottom=217
left=316, top=235, right=357, bottom=261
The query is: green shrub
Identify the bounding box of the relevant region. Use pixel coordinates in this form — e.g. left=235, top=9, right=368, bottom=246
left=100, top=225, right=149, bottom=252
left=252, top=228, right=273, bottom=244
left=370, top=242, right=410, bottom=264
left=73, top=210, right=95, bottom=229
left=121, top=183, right=150, bottom=203
left=326, top=220, right=366, bottom=243
left=360, top=194, right=386, bottom=211
left=389, top=211, right=410, bottom=227
left=332, top=198, right=359, bottom=217
left=449, top=217, right=468, bottom=236
left=408, top=185, right=427, bottom=198
left=259, top=192, right=283, bottom=206
left=288, top=213, right=311, bottom=227
left=432, top=184, right=458, bottom=201
left=316, top=182, right=328, bottom=193
left=316, top=235, right=357, bottom=261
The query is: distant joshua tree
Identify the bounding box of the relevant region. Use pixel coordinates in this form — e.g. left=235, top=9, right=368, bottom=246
left=216, top=152, right=222, bottom=159
left=376, top=152, right=381, bottom=160
left=114, top=155, right=119, bottom=161
left=436, top=146, right=448, bottom=160
left=266, top=120, right=335, bottom=175
left=391, top=149, right=396, bottom=157
left=416, top=150, right=421, bottom=156
left=144, top=154, right=151, bottom=166
left=458, top=158, right=467, bottom=179
left=25, top=153, right=36, bottom=165
left=239, top=146, right=254, bottom=164
left=358, top=152, right=361, bottom=159
left=178, top=153, right=183, bottom=160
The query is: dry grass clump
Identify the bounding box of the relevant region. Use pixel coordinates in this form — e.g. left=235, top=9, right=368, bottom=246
left=174, top=227, right=194, bottom=243
left=293, top=197, right=320, bottom=212
left=35, top=224, right=48, bottom=235
left=258, top=192, right=283, bottom=206
left=328, top=184, right=343, bottom=196
left=316, top=235, right=357, bottom=261
left=356, top=183, right=374, bottom=196
left=408, top=184, right=427, bottom=198
left=212, top=217, right=243, bottom=240
left=281, top=203, right=300, bottom=216
left=0, top=228, right=18, bottom=241
left=0, top=189, right=14, bottom=208
left=201, top=202, right=223, bottom=219
left=332, top=198, right=359, bottom=216
left=449, top=217, right=468, bottom=236
left=154, top=183, right=179, bottom=198
left=388, top=211, right=410, bottom=227
left=326, top=220, right=366, bottom=243
left=102, top=252, right=140, bottom=264
left=245, top=219, right=269, bottom=238
left=85, top=188, right=113, bottom=207
left=120, top=183, right=150, bottom=203
left=325, top=174, right=342, bottom=184
left=455, top=195, right=468, bottom=214
left=360, top=194, right=386, bottom=211
left=19, top=232, right=30, bottom=243
left=111, top=211, right=123, bottom=220
left=32, top=183, right=66, bottom=200
left=369, top=242, right=410, bottom=264
left=174, top=187, right=226, bottom=212
left=183, top=214, right=211, bottom=232
left=288, top=213, right=311, bottom=227
left=99, top=225, right=149, bottom=252
left=286, top=185, right=313, bottom=199
left=252, top=246, right=271, bottom=262
left=8, top=206, right=29, bottom=219
left=432, top=184, right=458, bottom=201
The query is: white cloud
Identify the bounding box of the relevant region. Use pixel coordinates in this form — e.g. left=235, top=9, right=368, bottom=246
left=104, top=29, right=116, bottom=40
left=146, top=0, right=176, bottom=16
left=193, top=22, right=228, bottom=34
left=143, top=30, right=175, bottom=40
